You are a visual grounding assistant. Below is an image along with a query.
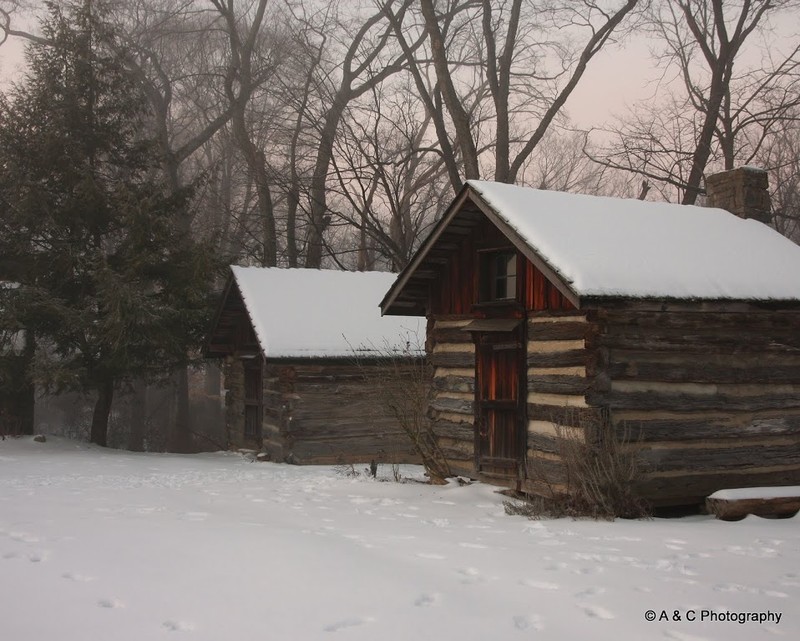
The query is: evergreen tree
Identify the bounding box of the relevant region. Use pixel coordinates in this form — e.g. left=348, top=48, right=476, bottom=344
left=0, top=1, right=216, bottom=446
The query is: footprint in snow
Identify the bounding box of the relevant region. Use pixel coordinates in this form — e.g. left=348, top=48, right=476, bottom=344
left=162, top=620, right=195, bottom=632
left=10, top=532, right=40, bottom=543
left=457, top=567, right=484, bottom=584
left=2, top=551, right=18, bottom=560
left=181, top=512, right=209, bottom=521
left=520, top=579, right=560, bottom=591
left=414, top=593, right=440, bottom=607
left=323, top=617, right=374, bottom=632
left=579, top=604, right=615, bottom=620
left=573, top=566, right=604, bottom=576
left=423, top=518, right=450, bottom=528
left=28, top=552, right=47, bottom=563
left=459, top=542, right=488, bottom=549
left=417, top=552, right=446, bottom=560
left=713, top=583, right=788, bottom=598
left=513, top=614, right=544, bottom=631
left=62, top=572, right=94, bottom=582
left=97, top=599, right=124, bottom=609
left=575, top=586, right=605, bottom=598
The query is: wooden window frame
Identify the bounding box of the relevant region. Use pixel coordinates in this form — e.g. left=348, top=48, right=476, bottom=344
left=476, top=248, right=520, bottom=305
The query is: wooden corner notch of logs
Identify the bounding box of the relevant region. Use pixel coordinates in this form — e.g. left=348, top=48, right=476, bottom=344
left=705, top=487, right=800, bottom=521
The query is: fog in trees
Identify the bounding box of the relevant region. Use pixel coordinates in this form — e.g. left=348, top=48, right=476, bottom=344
left=1, top=0, right=798, bottom=449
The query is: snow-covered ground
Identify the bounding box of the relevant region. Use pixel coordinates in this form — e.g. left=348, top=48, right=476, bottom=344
left=1, top=437, right=797, bottom=640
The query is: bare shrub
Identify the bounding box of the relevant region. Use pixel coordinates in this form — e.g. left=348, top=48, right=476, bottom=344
left=507, top=414, right=650, bottom=520
left=334, top=463, right=360, bottom=478
left=352, top=335, right=451, bottom=484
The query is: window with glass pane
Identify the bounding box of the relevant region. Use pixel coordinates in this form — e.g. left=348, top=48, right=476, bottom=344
left=479, top=250, right=517, bottom=302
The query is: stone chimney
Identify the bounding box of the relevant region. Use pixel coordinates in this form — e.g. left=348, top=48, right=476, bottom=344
left=705, top=166, right=771, bottom=224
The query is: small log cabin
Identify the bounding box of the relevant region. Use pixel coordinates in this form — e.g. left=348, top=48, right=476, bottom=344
left=380, top=167, right=800, bottom=506
left=206, top=267, right=421, bottom=464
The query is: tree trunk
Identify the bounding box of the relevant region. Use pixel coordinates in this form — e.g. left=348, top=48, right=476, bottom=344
left=90, top=378, right=114, bottom=447
left=420, top=0, right=480, bottom=180
left=129, top=379, right=146, bottom=452
left=168, top=367, right=192, bottom=453
left=17, top=330, right=36, bottom=435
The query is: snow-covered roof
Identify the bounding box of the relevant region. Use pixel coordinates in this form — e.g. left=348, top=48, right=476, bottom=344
left=467, top=180, right=800, bottom=301
left=232, top=267, right=420, bottom=358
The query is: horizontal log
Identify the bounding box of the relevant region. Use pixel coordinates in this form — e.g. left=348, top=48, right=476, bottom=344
left=433, top=420, right=474, bottom=441
left=613, top=413, right=800, bottom=442
left=437, top=437, right=474, bottom=459
left=529, top=310, right=586, bottom=320
left=524, top=456, right=568, bottom=486
left=287, top=419, right=406, bottom=436
left=286, top=432, right=415, bottom=449
left=588, top=390, right=800, bottom=412
left=447, top=459, right=476, bottom=477
left=430, top=396, right=474, bottom=415
left=432, top=375, right=475, bottom=393
left=527, top=321, right=591, bottom=341
left=527, top=349, right=586, bottom=368
left=288, top=447, right=421, bottom=466
left=430, top=352, right=475, bottom=368
left=598, top=309, right=800, bottom=331
left=635, top=467, right=800, bottom=505
left=598, top=332, right=800, bottom=354
left=606, top=352, right=800, bottom=384
left=528, top=375, right=589, bottom=395
left=430, top=327, right=476, bottom=344
left=527, top=432, right=561, bottom=455
left=439, top=447, right=474, bottom=462
left=431, top=410, right=474, bottom=426
left=637, top=443, right=800, bottom=473
left=527, top=404, right=605, bottom=430
left=706, top=496, right=800, bottom=520
left=590, top=299, right=800, bottom=313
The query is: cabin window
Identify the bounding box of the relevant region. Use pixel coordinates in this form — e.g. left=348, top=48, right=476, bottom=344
left=478, top=250, right=518, bottom=302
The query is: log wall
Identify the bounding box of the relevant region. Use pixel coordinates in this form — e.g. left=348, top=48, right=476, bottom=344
left=262, top=361, right=420, bottom=465
left=223, top=356, right=261, bottom=450
left=588, top=308, right=800, bottom=504
left=224, top=356, right=420, bottom=464
left=522, top=312, right=601, bottom=493
left=428, top=317, right=477, bottom=476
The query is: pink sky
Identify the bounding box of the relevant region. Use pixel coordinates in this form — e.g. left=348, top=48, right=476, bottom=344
left=0, top=18, right=793, bottom=132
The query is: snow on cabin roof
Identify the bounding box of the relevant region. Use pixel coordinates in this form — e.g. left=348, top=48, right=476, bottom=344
left=467, top=180, right=800, bottom=301
left=232, top=267, right=420, bottom=358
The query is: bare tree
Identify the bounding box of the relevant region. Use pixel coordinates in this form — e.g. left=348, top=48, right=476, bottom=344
left=327, top=77, right=449, bottom=270
left=211, top=0, right=283, bottom=267
left=384, top=0, right=641, bottom=190
left=301, top=0, right=422, bottom=268
left=1, top=1, right=46, bottom=47
left=759, top=114, right=800, bottom=241
left=592, top=0, right=800, bottom=204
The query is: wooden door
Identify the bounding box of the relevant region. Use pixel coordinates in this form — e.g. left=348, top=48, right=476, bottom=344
left=475, top=330, right=524, bottom=476
left=243, top=358, right=263, bottom=440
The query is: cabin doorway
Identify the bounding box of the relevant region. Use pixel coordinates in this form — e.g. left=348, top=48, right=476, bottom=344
left=243, top=357, right=263, bottom=440
left=474, top=328, right=524, bottom=477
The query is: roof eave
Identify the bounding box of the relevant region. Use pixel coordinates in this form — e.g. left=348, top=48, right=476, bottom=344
left=380, top=186, right=473, bottom=315
left=468, top=191, right=582, bottom=310
left=381, top=183, right=584, bottom=314
left=203, top=269, right=237, bottom=358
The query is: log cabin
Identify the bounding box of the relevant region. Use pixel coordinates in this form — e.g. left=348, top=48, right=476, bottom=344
left=206, top=267, right=421, bottom=464
left=380, top=167, right=800, bottom=506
